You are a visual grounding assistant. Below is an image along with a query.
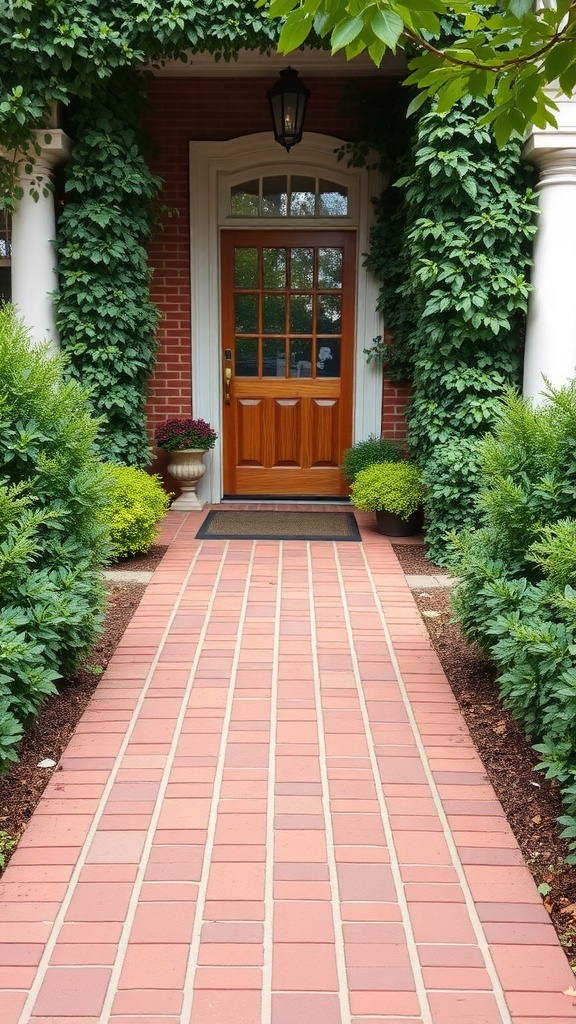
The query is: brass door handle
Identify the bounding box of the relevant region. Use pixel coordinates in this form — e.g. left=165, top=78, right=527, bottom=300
left=224, top=367, right=232, bottom=405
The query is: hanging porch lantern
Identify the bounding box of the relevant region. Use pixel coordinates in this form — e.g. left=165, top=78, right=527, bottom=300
left=267, top=67, right=310, bottom=153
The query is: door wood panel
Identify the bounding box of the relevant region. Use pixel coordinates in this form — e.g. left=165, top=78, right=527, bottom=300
left=221, top=230, right=356, bottom=496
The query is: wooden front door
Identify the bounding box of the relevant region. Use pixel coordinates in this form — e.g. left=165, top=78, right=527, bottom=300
left=221, top=230, right=356, bottom=496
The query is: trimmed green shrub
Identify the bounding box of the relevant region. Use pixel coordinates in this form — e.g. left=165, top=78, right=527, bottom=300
left=451, top=383, right=576, bottom=859
left=0, top=304, right=110, bottom=769
left=342, top=434, right=405, bottom=483
left=351, top=461, right=425, bottom=519
left=102, top=464, right=171, bottom=559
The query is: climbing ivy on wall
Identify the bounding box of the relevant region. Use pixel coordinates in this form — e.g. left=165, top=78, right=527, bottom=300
left=55, top=79, right=161, bottom=466
left=365, top=97, right=538, bottom=562
left=0, top=2, right=280, bottom=465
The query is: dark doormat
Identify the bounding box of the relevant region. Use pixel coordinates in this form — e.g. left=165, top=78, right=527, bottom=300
left=196, top=510, right=361, bottom=542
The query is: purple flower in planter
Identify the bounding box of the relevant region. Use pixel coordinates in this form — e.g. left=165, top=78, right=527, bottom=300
left=154, top=417, right=218, bottom=452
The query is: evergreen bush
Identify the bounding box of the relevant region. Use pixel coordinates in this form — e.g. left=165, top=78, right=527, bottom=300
left=0, top=305, right=110, bottom=770
left=102, top=464, right=171, bottom=559
left=342, top=434, right=405, bottom=483
left=451, top=383, right=576, bottom=858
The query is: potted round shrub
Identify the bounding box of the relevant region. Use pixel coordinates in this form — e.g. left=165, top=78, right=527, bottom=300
left=154, top=417, right=218, bottom=510
left=351, top=461, right=425, bottom=536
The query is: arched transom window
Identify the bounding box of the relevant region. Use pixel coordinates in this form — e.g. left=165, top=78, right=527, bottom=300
left=230, top=175, right=348, bottom=219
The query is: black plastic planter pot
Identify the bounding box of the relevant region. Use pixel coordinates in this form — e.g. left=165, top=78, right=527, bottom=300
left=375, top=507, right=424, bottom=537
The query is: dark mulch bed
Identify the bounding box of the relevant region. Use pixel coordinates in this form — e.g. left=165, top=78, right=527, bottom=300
left=393, top=542, right=576, bottom=968
left=110, top=543, right=168, bottom=572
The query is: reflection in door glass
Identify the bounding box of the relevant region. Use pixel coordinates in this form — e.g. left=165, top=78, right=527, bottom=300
left=317, top=294, right=341, bottom=334
left=231, top=181, right=259, bottom=216
left=316, top=338, right=341, bottom=377
left=262, top=176, right=288, bottom=216
left=318, top=180, right=348, bottom=216
left=234, top=293, right=258, bottom=333
left=263, top=338, right=287, bottom=377
left=235, top=338, right=258, bottom=377
left=263, top=248, right=286, bottom=290
left=290, top=176, right=315, bottom=216
left=289, top=338, right=312, bottom=377
left=290, top=248, right=313, bottom=290
left=263, top=294, right=286, bottom=334
left=290, top=294, right=313, bottom=334
left=234, top=248, right=258, bottom=289
left=318, top=248, right=343, bottom=289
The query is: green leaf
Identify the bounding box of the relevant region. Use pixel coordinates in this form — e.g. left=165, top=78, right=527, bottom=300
left=370, top=8, right=404, bottom=49
left=267, top=0, right=300, bottom=16
left=278, top=10, right=314, bottom=53
left=507, top=0, right=534, bottom=18
left=331, top=15, right=364, bottom=52
left=544, top=40, right=576, bottom=81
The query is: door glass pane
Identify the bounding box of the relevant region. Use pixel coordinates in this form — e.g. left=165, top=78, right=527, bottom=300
left=318, top=180, right=348, bottom=216
left=235, top=338, right=258, bottom=376
left=234, top=248, right=258, bottom=289
left=263, top=294, right=286, bottom=333
left=262, top=175, right=288, bottom=216
left=263, top=338, right=287, bottom=377
left=263, top=248, right=286, bottom=289
left=231, top=180, right=259, bottom=216
left=290, top=294, right=313, bottom=334
left=318, top=248, right=343, bottom=289
left=316, top=339, right=341, bottom=377
left=235, top=293, right=258, bottom=333
left=290, top=248, right=313, bottom=290
left=290, top=176, right=315, bottom=216
left=317, top=294, right=341, bottom=334
left=290, top=338, right=312, bottom=377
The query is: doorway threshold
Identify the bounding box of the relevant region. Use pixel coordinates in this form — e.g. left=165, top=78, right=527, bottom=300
left=221, top=495, right=351, bottom=505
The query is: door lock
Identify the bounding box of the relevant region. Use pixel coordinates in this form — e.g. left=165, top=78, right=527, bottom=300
left=224, top=366, right=232, bottom=405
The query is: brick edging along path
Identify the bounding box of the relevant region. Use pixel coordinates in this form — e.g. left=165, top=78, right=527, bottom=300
left=0, top=508, right=574, bottom=1024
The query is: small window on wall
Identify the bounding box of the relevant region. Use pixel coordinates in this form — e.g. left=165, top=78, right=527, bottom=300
left=0, top=212, right=11, bottom=302
left=230, top=175, right=348, bottom=218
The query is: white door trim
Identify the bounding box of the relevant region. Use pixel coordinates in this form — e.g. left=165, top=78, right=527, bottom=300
left=189, top=132, right=383, bottom=503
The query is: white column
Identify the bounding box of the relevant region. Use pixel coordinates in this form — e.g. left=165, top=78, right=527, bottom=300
left=523, top=99, right=576, bottom=401
left=10, top=129, right=71, bottom=354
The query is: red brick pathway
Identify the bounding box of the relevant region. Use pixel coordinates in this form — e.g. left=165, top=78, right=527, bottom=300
left=1, top=508, right=574, bottom=1024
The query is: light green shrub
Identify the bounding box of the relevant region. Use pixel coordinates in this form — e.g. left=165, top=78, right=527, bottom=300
left=342, top=434, right=405, bottom=483
left=0, top=304, right=111, bottom=769
left=351, top=461, right=425, bottom=519
left=528, top=520, right=576, bottom=588
left=102, top=464, right=170, bottom=559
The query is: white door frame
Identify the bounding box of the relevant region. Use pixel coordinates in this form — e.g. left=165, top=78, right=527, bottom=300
left=189, top=132, right=383, bottom=503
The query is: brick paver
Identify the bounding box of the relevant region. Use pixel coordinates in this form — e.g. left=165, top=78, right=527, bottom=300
left=1, top=507, right=575, bottom=1024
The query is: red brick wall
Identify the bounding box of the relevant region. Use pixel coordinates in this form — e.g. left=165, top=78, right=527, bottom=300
left=382, top=378, right=412, bottom=441
left=142, top=75, right=407, bottom=441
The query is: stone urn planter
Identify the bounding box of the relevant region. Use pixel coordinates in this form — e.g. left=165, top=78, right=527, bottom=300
left=166, top=449, right=207, bottom=510
left=154, top=417, right=218, bottom=512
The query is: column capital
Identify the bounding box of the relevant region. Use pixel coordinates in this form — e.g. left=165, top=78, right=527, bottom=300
left=1, top=128, right=72, bottom=181
left=523, top=95, right=576, bottom=175
left=21, top=129, right=72, bottom=180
